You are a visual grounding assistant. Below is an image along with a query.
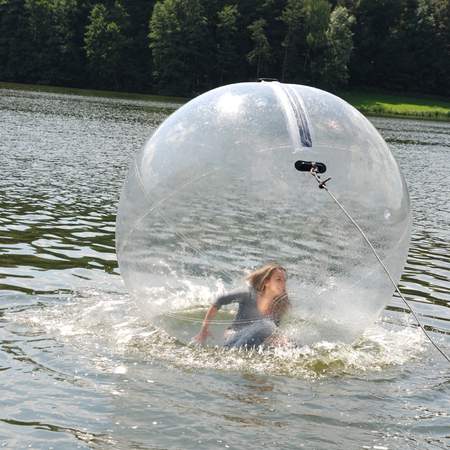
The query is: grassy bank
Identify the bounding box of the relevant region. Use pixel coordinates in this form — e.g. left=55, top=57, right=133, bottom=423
left=339, top=89, right=450, bottom=121
left=2, top=81, right=449, bottom=121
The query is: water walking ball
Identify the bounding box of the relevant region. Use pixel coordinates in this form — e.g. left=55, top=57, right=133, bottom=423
left=116, top=82, right=411, bottom=345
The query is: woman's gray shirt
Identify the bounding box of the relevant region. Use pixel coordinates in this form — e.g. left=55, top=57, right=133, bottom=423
left=213, top=288, right=267, bottom=330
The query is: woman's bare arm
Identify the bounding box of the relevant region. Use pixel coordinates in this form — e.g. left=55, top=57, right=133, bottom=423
left=193, top=290, right=248, bottom=344
left=193, top=304, right=219, bottom=344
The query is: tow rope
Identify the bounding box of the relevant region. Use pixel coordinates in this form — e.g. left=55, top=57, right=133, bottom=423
left=302, top=161, right=450, bottom=364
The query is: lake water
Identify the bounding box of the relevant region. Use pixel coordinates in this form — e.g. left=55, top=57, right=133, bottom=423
left=0, top=88, right=449, bottom=450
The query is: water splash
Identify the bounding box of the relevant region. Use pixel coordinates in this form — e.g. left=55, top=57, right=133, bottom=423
left=10, top=287, right=426, bottom=379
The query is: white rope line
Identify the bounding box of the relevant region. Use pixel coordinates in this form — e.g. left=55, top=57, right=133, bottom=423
left=310, top=168, right=450, bottom=364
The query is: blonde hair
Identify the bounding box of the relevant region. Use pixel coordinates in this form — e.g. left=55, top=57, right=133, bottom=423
left=246, top=262, right=286, bottom=292
left=246, top=263, right=290, bottom=323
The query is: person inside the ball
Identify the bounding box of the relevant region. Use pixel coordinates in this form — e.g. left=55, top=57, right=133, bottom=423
left=194, top=263, right=290, bottom=348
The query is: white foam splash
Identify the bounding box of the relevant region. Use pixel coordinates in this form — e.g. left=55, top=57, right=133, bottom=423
left=10, top=286, right=427, bottom=379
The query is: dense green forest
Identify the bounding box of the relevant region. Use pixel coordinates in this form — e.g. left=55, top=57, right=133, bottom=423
left=0, top=0, right=449, bottom=97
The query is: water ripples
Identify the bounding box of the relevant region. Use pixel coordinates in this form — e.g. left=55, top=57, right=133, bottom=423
left=0, top=90, right=449, bottom=450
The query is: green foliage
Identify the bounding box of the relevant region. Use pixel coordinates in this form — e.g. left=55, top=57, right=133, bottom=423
left=84, top=2, right=129, bottom=89
left=0, top=0, right=85, bottom=85
left=280, top=0, right=306, bottom=82
left=302, top=0, right=331, bottom=83
left=247, top=18, right=272, bottom=78
left=303, top=0, right=330, bottom=50
left=349, top=0, right=450, bottom=95
left=149, top=0, right=211, bottom=95
left=321, top=5, right=355, bottom=88
left=279, top=0, right=333, bottom=84
left=0, top=0, right=33, bottom=81
left=120, top=0, right=155, bottom=91
left=216, top=4, right=240, bottom=84
left=412, top=0, right=450, bottom=94
left=350, top=0, right=408, bottom=89
left=0, top=0, right=448, bottom=96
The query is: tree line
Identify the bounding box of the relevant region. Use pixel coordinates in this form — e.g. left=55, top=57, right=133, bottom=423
left=1, top=0, right=449, bottom=97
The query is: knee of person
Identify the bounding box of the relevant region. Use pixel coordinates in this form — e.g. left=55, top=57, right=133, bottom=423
left=260, top=319, right=276, bottom=334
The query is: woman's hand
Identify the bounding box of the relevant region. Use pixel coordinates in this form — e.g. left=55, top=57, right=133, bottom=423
left=193, top=327, right=211, bottom=345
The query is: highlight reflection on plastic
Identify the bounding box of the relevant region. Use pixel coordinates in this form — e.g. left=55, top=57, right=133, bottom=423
left=116, top=82, right=411, bottom=345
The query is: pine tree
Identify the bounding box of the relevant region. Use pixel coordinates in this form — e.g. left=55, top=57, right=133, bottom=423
left=247, top=18, right=272, bottom=79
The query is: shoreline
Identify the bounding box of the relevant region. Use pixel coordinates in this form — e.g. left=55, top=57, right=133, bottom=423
left=2, top=81, right=449, bottom=122
left=0, top=81, right=186, bottom=105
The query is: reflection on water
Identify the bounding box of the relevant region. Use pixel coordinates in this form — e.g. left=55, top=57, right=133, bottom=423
left=0, top=89, right=449, bottom=450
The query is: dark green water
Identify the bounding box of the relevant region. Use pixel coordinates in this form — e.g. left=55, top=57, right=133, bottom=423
left=0, top=88, right=449, bottom=450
